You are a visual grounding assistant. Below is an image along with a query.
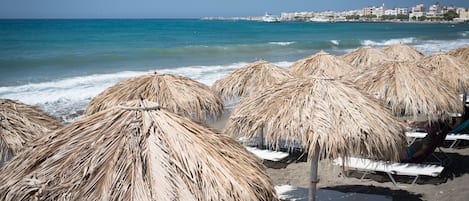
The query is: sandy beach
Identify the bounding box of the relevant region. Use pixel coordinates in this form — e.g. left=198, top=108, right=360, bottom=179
left=211, top=113, right=469, bottom=201
left=266, top=145, right=469, bottom=201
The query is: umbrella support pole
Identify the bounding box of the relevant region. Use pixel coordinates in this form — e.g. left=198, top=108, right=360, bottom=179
left=309, top=146, right=320, bottom=201
left=257, top=129, right=264, bottom=149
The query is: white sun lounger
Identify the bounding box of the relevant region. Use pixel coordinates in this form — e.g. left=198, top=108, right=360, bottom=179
left=406, top=131, right=469, bottom=148
left=245, top=147, right=290, bottom=162
left=333, top=157, right=445, bottom=186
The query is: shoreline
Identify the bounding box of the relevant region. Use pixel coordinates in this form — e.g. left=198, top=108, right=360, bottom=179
left=200, top=17, right=468, bottom=24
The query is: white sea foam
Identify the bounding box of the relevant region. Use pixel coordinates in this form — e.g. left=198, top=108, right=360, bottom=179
left=343, top=38, right=469, bottom=56
left=330, top=40, right=340, bottom=46
left=459, top=31, right=469, bottom=37
left=0, top=71, right=146, bottom=105
left=361, top=37, right=416, bottom=46
left=413, top=38, right=469, bottom=55
left=272, top=61, right=294, bottom=68
left=0, top=61, right=277, bottom=122
left=268, top=41, right=295, bottom=46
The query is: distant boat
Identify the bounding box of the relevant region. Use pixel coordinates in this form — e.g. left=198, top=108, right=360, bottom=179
left=262, top=13, right=280, bottom=23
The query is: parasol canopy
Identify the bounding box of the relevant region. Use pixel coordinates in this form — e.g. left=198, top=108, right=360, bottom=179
left=416, top=52, right=469, bottom=92
left=84, top=72, right=223, bottom=123
left=341, top=46, right=391, bottom=69
left=288, top=50, right=354, bottom=79
left=345, top=60, right=464, bottom=121
left=0, top=98, right=62, bottom=163
left=224, top=78, right=407, bottom=162
left=382, top=44, right=424, bottom=61
left=0, top=99, right=278, bottom=201
left=212, top=60, right=293, bottom=104
left=448, top=45, right=469, bottom=64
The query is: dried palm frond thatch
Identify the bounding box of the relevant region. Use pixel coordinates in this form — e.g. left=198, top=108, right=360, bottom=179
left=345, top=61, right=463, bottom=121
left=288, top=50, right=354, bottom=79
left=448, top=45, right=469, bottom=63
left=224, top=77, right=407, bottom=201
left=341, top=46, right=391, bottom=69
left=0, top=99, right=278, bottom=201
left=0, top=99, right=62, bottom=163
left=382, top=44, right=424, bottom=61
left=84, top=73, right=223, bottom=123
left=225, top=78, right=406, bottom=162
left=416, top=52, right=469, bottom=92
left=212, top=60, right=294, bottom=103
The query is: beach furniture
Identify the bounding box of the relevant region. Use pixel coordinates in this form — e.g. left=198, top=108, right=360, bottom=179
left=245, top=147, right=290, bottom=162
left=333, top=157, right=445, bottom=186
left=406, top=132, right=469, bottom=148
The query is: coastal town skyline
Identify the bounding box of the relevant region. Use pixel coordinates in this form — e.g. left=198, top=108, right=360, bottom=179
left=1, top=0, right=469, bottom=19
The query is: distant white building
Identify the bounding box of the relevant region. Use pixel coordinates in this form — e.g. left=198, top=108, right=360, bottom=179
left=410, top=4, right=426, bottom=20
left=427, top=3, right=443, bottom=18
left=455, top=7, right=469, bottom=22
left=412, top=4, right=426, bottom=12
left=396, top=8, right=409, bottom=15
left=280, top=11, right=315, bottom=21
left=384, top=8, right=409, bottom=16
left=363, top=5, right=384, bottom=17
left=345, top=9, right=363, bottom=16
left=385, top=9, right=397, bottom=16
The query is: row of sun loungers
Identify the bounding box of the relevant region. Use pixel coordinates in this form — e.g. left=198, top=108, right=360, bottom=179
left=333, top=157, right=445, bottom=186
left=406, top=131, right=469, bottom=148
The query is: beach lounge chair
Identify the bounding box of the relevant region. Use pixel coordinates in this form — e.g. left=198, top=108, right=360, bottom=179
left=406, top=132, right=469, bottom=148
left=406, top=119, right=469, bottom=148
left=333, top=157, right=445, bottom=186
left=245, top=147, right=290, bottom=162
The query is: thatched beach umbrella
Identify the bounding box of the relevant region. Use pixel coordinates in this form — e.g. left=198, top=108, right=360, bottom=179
left=341, top=46, right=391, bottom=69
left=448, top=45, right=469, bottom=63
left=0, top=99, right=278, bottom=201
left=345, top=61, right=464, bottom=121
left=0, top=99, right=62, bottom=163
left=382, top=44, right=424, bottom=61
left=212, top=60, right=294, bottom=104
left=224, top=78, right=407, bottom=201
left=288, top=50, right=354, bottom=78
left=416, top=52, right=469, bottom=93
left=84, top=72, right=223, bottom=123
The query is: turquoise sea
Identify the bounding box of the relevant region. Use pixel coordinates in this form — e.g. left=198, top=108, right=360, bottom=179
left=1, top=19, right=468, bottom=121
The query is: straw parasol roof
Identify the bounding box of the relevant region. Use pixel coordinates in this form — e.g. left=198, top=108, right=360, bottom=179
left=0, top=99, right=278, bottom=201
left=341, top=46, right=391, bottom=69
left=416, top=52, right=469, bottom=92
left=288, top=50, right=354, bottom=78
left=224, top=77, right=407, bottom=201
left=225, top=78, right=406, bottom=162
left=345, top=61, right=464, bottom=121
left=382, top=44, right=424, bottom=61
left=212, top=60, right=294, bottom=103
left=448, top=45, right=469, bottom=63
left=0, top=98, right=62, bottom=163
left=84, top=72, right=223, bottom=123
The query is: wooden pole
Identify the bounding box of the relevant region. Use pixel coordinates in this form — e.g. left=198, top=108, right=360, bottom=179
left=308, top=145, right=320, bottom=201
left=257, top=127, right=264, bottom=149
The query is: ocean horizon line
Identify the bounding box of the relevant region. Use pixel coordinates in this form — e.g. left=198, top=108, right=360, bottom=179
left=0, top=18, right=466, bottom=25
left=0, top=17, right=203, bottom=20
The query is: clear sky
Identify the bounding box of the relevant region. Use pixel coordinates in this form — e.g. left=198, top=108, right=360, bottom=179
left=1, top=0, right=469, bottom=19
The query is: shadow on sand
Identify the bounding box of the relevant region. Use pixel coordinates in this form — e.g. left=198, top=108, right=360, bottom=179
left=323, top=185, right=423, bottom=201
left=278, top=185, right=421, bottom=201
